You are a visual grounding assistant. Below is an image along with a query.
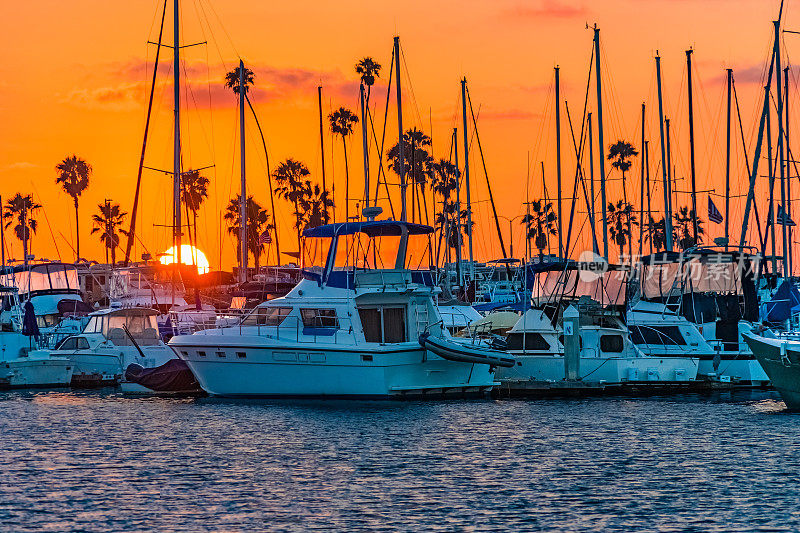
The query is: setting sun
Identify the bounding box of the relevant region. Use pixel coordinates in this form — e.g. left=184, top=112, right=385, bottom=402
left=159, top=244, right=211, bottom=274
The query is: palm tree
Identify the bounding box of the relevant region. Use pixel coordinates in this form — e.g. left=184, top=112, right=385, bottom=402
left=273, top=159, right=312, bottom=253
left=607, top=141, right=638, bottom=259
left=523, top=200, right=558, bottom=260
left=55, top=155, right=92, bottom=260
left=329, top=107, right=359, bottom=221
left=430, top=159, right=458, bottom=199
left=673, top=206, right=705, bottom=250
left=355, top=57, right=381, bottom=103
left=644, top=216, right=668, bottom=252
left=223, top=195, right=273, bottom=272
left=91, top=202, right=128, bottom=265
left=387, top=128, right=434, bottom=222
left=606, top=200, right=639, bottom=262
left=301, top=184, right=334, bottom=229
left=224, top=65, right=255, bottom=95
left=3, top=193, right=41, bottom=266
left=181, top=170, right=209, bottom=254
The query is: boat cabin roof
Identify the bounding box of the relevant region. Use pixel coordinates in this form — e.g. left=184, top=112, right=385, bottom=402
left=303, top=220, right=433, bottom=238
left=89, top=307, right=159, bottom=318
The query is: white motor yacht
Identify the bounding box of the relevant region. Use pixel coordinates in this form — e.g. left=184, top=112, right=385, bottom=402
left=631, top=250, right=768, bottom=385
left=50, top=306, right=193, bottom=391
left=496, top=264, right=698, bottom=387
left=170, top=220, right=514, bottom=398
left=1, top=262, right=91, bottom=348
left=0, top=285, right=73, bottom=388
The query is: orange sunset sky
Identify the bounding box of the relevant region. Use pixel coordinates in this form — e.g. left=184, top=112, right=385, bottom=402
left=0, top=0, right=795, bottom=270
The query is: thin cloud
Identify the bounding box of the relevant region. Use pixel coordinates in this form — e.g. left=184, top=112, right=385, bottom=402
left=1, top=162, right=39, bottom=172
left=503, top=0, right=588, bottom=19
left=480, top=109, right=540, bottom=120
left=66, top=59, right=377, bottom=110
left=708, top=63, right=766, bottom=85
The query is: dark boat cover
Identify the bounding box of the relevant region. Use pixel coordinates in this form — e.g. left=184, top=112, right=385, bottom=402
left=124, top=359, right=202, bottom=393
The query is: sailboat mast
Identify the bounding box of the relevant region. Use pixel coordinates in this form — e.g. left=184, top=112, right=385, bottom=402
left=725, top=68, right=732, bottom=247
left=0, top=195, right=4, bottom=271
left=645, top=141, right=652, bottom=255
left=173, top=0, right=181, bottom=270
left=655, top=52, right=673, bottom=250
left=318, top=86, right=327, bottom=212
left=360, top=83, right=370, bottom=210
left=775, top=20, right=788, bottom=279
left=768, top=94, right=776, bottom=273
left=786, top=66, right=793, bottom=275
left=171, top=0, right=181, bottom=306
left=593, top=26, right=609, bottom=260
left=461, top=78, right=474, bottom=279
left=686, top=49, right=698, bottom=242
left=239, top=60, right=247, bottom=283
left=589, top=112, right=597, bottom=254
left=639, top=102, right=645, bottom=257
left=666, top=117, right=673, bottom=218
left=394, top=36, right=406, bottom=222
left=454, top=127, right=463, bottom=289
left=555, top=66, right=563, bottom=258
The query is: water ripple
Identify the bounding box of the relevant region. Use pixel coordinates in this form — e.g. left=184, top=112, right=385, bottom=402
left=0, top=390, right=797, bottom=532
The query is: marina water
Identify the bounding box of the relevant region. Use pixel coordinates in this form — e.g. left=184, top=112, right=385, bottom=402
left=0, top=390, right=798, bottom=532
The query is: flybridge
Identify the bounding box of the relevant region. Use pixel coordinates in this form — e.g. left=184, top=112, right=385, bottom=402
left=302, top=220, right=433, bottom=238
left=301, top=220, right=436, bottom=289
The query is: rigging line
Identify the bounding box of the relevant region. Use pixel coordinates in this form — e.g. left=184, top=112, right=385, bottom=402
left=732, top=76, right=763, bottom=246
left=367, top=103, right=395, bottom=218
left=567, top=106, right=599, bottom=255
left=30, top=185, right=60, bottom=262
left=200, top=0, right=240, bottom=60
left=245, top=93, right=280, bottom=264
left=398, top=45, right=424, bottom=130
left=196, top=0, right=229, bottom=72
left=125, top=0, right=167, bottom=265
left=373, top=45, right=395, bottom=217
left=196, top=0, right=220, bottom=270
left=466, top=87, right=508, bottom=259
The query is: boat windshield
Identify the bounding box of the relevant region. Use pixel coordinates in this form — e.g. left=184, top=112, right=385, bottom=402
left=532, top=269, right=628, bottom=306
left=305, top=232, right=433, bottom=271
left=11, top=264, right=79, bottom=294
left=83, top=311, right=159, bottom=341
left=640, top=256, right=746, bottom=299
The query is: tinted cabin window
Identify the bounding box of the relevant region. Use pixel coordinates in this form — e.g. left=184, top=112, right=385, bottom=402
left=382, top=308, right=406, bottom=343
left=600, top=334, right=624, bottom=353
left=358, top=308, right=382, bottom=343
left=358, top=307, right=407, bottom=343
left=60, top=337, right=77, bottom=350
left=300, top=309, right=339, bottom=329
left=241, top=307, right=292, bottom=326
left=630, top=325, right=686, bottom=346
left=506, top=332, right=551, bottom=351
left=76, top=337, right=90, bottom=350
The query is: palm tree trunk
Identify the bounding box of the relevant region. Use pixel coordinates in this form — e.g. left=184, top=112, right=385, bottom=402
left=74, top=197, right=80, bottom=261
left=22, top=207, right=28, bottom=270
left=343, top=137, right=350, bottom=222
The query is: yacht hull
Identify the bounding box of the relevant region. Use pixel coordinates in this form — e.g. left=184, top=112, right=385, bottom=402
left=743, top=333, right=800, bottom=409
left=0, top=352, right=74, bottom=389
left=696, top=357, right=769, bottom=385
left=172, top=338, right=497, bottom=398
left=498, top=354, right=698, bottom=386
